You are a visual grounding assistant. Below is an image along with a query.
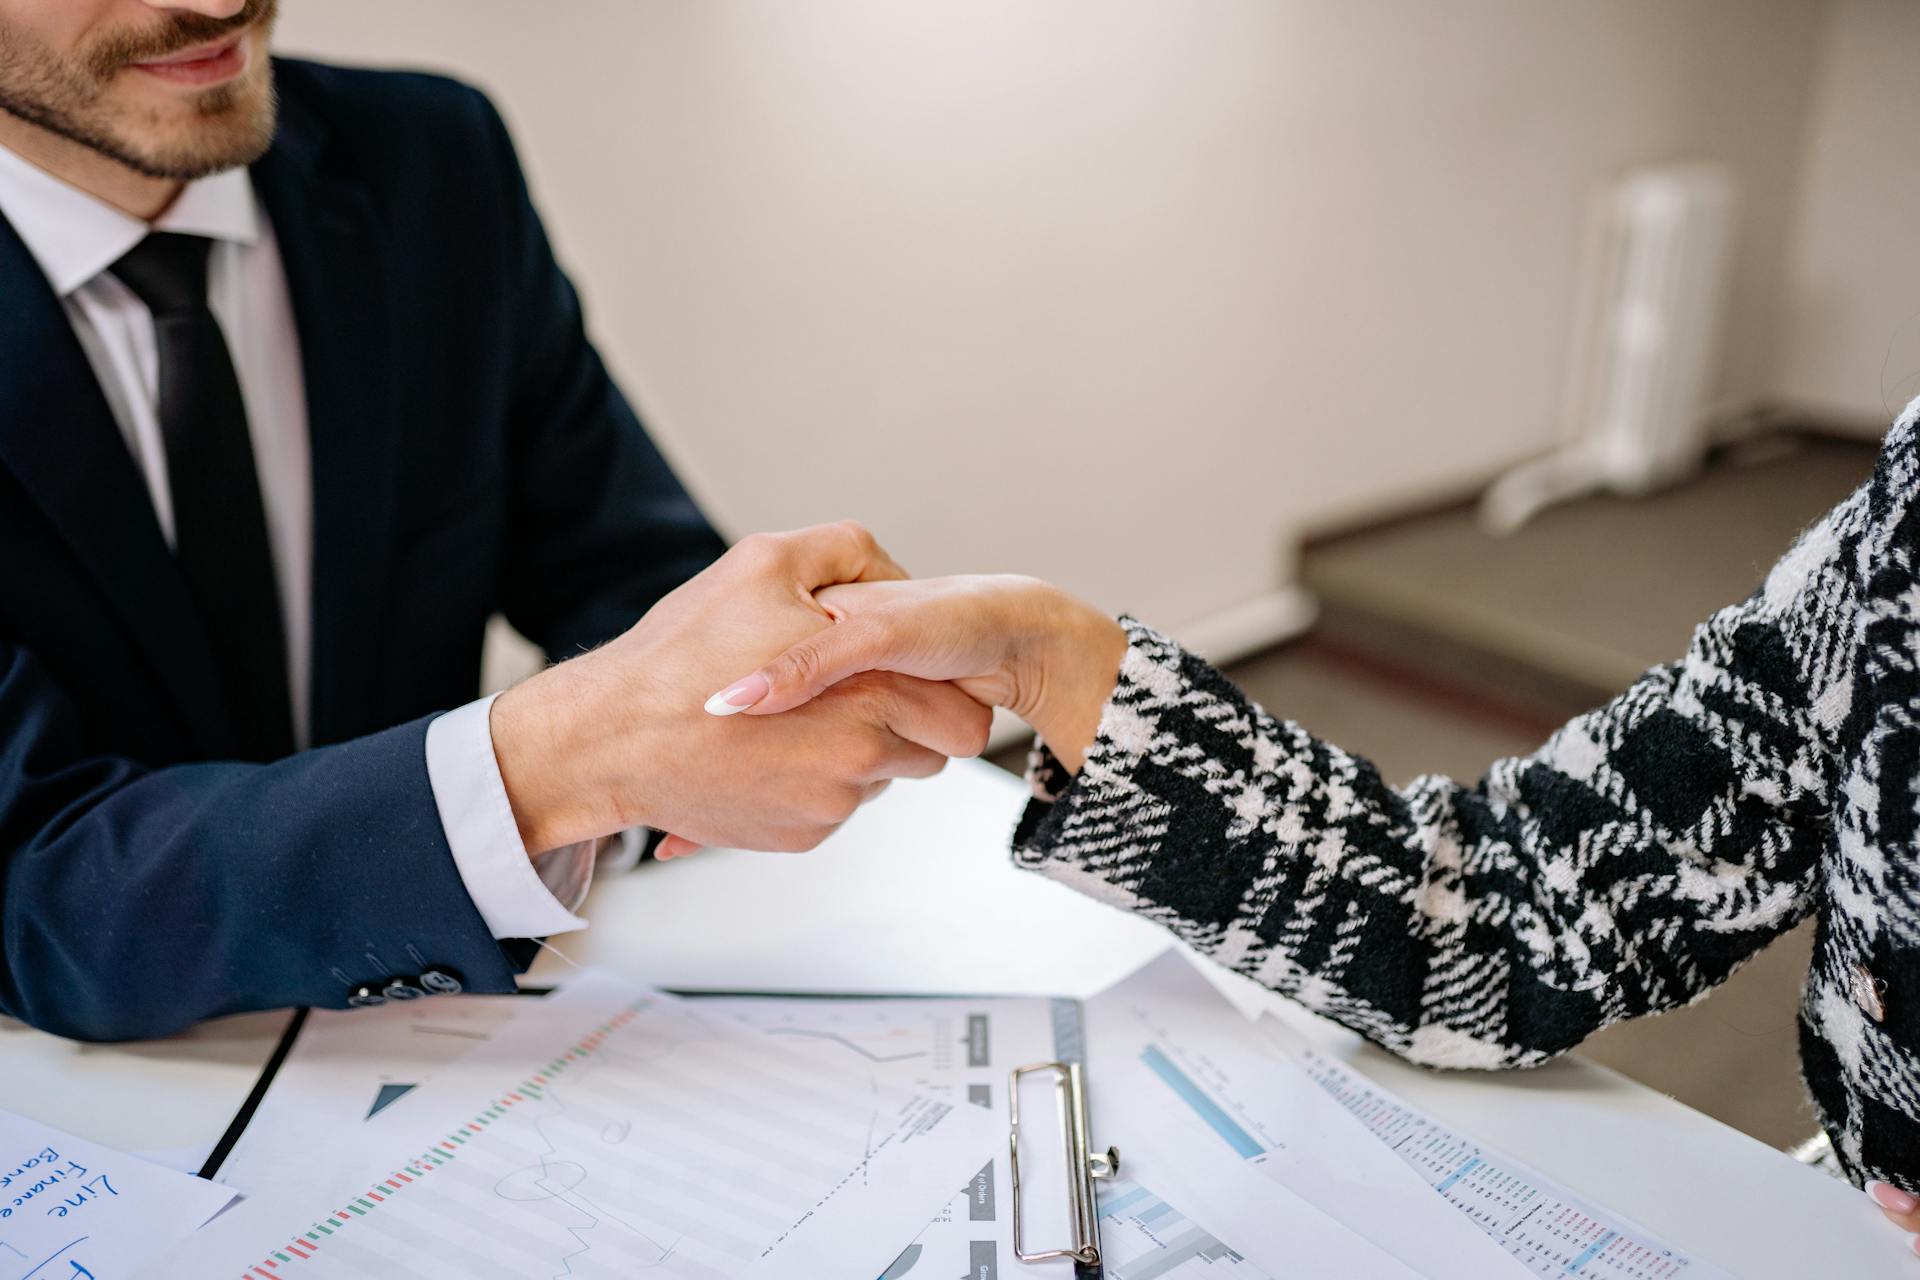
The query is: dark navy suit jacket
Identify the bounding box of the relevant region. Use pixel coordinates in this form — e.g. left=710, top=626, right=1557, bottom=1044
left=0, top=61, right=725, bottom=1041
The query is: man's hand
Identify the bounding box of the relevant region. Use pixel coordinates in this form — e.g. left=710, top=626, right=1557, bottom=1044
left=489, top=522, right=992, bottom=857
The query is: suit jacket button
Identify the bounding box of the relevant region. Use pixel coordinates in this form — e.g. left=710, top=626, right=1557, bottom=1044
left=347, top=985, right=386, bottom=1008
left=1853, top=962, right=1887, bottom=1023
left=420, top=966, right=465, bottom=995
left=384, top=977, right=426, bottom=1001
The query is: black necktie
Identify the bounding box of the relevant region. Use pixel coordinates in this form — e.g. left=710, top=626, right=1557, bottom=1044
left=110, top=233, right=295, bottom=761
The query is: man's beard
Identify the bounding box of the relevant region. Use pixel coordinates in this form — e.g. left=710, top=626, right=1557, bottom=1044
left=0, top=0, right=279, bottom=182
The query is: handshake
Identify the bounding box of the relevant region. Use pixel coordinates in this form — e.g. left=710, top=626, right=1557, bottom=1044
left=490, top=522, right=1128, bottom=862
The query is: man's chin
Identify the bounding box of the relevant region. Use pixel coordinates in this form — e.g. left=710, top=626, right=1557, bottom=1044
left=96, top=76, right=277, bottom=180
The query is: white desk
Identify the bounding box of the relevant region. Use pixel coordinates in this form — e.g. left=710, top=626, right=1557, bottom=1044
left=1, top=760, right=1900, bottom=1277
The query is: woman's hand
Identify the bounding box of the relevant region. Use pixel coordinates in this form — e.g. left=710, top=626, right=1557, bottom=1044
left=1867, top=1181, right=1920, bottom=1258
left=703, top=574, right=1127, bottom=773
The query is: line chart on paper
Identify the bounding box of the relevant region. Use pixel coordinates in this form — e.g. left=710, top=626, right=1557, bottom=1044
left=193, top=980, right=993, bottom=1280
left=706, top=995, right=1059, bottom=1280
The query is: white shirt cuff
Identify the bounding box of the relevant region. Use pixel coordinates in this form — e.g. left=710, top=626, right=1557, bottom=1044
left=424, top=693, right=592, bottom=940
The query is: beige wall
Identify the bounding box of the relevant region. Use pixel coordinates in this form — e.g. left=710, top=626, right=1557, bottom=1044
left=276, top=0, right=1831, bottom=634
left=1772, top=0, right=1920, bottom=429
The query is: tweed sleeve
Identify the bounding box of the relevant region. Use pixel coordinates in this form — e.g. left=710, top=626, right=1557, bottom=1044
left=1014, top=505, right=1863, bottom=1068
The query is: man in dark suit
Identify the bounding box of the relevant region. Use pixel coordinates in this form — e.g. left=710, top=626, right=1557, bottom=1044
left=0, top=0, right=988, bottom=1041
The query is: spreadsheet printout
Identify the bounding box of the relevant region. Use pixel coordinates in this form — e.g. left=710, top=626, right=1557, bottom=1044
left=1257, top=1014, right=1735, bottom=1280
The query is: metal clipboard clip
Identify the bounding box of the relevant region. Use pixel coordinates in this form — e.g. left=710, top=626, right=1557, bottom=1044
left=1009, top=1061, right=1120, bottom=1277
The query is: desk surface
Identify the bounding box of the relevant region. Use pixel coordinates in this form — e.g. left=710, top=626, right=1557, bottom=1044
left=1, top=760, right=1900, bottom=1277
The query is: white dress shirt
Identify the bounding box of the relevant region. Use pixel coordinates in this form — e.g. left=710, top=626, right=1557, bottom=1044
left=0, top=141, right=595, bottom=942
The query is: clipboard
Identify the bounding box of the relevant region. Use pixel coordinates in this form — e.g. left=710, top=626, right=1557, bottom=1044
left=674, top=989, right=1129, bottom=1275
left=678, top=990, right=1128, bottom=1275
left=1009, top=1059, right=1121, bottom=1279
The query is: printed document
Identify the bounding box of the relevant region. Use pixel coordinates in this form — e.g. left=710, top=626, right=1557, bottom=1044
left=144, top=972, right=995, bottom=1278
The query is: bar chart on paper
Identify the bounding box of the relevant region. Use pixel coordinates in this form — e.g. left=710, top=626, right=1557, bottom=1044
left=1287, top=1044, right=1731, bottom=1280
left=1097, top=1178, right=1268, bottom=1280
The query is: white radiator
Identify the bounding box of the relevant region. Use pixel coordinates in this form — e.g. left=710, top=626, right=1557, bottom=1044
left=1481, top=164, right=1740, bottom=534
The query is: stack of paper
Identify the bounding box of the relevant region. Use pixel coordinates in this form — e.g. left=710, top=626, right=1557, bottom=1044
left=126, top=954, right=1729, bottom=1279
left=1074, top=952, right=1733, bottom=1280
left=1077, top=952, right=1519, bottom=1279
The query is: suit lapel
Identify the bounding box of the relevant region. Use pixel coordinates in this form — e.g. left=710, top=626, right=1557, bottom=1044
left=253, top=81, right=401, bottom=748
left=0, top=212, right=235, bottom=754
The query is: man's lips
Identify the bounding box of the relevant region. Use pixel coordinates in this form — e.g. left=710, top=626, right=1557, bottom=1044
left=129, top=32, right=249, bottom=86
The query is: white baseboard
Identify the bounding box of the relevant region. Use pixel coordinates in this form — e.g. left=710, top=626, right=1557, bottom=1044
left=984, top=585, right=1320, bottom=753
left=1175, top=584, right=1321, bottom=666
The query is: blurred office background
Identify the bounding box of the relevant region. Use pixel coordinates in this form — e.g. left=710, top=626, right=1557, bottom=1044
left=279, top=2, right=1919, bottom=1151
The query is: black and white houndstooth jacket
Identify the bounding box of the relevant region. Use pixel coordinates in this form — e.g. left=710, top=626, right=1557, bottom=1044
left=1014, top=402, right=1920, bottom=1188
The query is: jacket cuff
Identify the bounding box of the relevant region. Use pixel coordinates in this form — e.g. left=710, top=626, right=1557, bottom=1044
left=1012, top=616, right=1183, bottom=863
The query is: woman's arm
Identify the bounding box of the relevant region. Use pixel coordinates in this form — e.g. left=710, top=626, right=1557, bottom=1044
left=1013, top=599, right=1839, bottom=1067
left=711, top=485, right=1862, bottom=1065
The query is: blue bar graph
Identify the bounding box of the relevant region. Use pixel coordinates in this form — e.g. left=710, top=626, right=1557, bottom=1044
left=1097, top=1178, right=1257, bottom=1279
left=1138, top=1046, right=1264, bottom=1158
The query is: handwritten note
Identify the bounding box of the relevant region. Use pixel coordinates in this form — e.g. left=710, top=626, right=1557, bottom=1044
left=0, top=1109, right=234, bottom=1280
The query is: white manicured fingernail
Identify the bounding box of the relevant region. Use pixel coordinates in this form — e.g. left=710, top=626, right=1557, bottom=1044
left=1870, top=1180, right=1918, bottom=1213
left=703, top=674, right=769, bottom=716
